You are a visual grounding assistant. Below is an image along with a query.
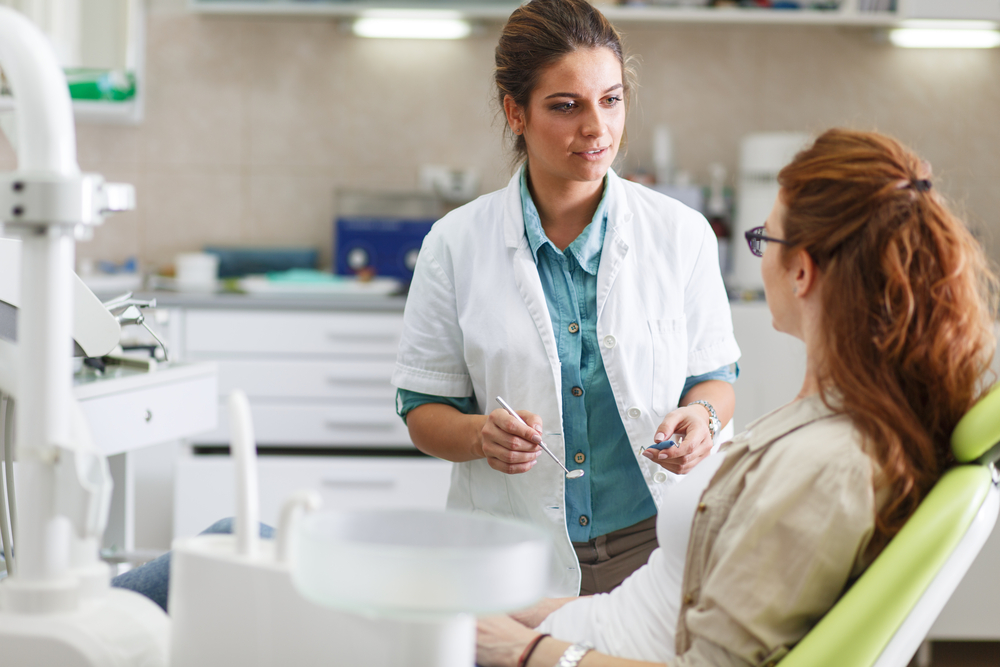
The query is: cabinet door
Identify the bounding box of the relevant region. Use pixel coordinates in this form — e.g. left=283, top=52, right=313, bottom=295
left=174, top=454, right=453, bottom=539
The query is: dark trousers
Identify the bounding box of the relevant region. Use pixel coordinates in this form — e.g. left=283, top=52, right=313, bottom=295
left=573, top=515, right=658, bottom=595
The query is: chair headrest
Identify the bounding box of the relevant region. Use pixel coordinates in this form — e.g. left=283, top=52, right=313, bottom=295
left=952, top=382, right=1000, bottom=465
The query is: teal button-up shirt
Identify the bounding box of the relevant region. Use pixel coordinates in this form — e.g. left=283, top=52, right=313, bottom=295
left=516, top=167, right=655, bottom=541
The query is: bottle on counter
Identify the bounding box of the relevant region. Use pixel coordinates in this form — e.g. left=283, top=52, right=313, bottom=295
left=705, top=163, right=732, bottom=276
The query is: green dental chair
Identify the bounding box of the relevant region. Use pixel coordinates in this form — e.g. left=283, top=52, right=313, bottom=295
left=780, top=383, right=1000, bottom=667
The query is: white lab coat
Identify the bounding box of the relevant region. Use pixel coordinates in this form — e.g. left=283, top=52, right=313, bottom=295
left=392, top=168, right=740, bottom=596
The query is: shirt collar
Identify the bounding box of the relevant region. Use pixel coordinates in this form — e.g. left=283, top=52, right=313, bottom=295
left=519, top=164, right=608, bottom=275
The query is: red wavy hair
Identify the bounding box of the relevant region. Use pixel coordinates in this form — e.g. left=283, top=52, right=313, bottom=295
left=778, top=129, right=997, bottom=554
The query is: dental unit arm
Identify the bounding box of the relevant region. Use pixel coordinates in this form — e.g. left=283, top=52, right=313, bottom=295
left=0, top=7, right=549, bottom=666
left=0, top=6, right=169, bottom=666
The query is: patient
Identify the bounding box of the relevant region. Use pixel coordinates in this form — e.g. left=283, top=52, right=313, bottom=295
left=476, top=128, right=998, bottom=667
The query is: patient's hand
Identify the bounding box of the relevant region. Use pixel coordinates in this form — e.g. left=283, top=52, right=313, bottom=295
left=477, top=614, right=539, bottom=667
left=509, top=597, right=579, bottom=628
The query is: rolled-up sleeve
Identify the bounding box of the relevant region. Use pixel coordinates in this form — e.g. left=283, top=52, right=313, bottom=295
left=392, top=236, right=474, bottom=398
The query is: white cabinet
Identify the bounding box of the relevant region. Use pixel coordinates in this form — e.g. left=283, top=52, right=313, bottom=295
left=176, top=308, right=411, bottom=449
left=76, top=363, right=217, bottom=456
left=166, top=302, right=454, bottom=540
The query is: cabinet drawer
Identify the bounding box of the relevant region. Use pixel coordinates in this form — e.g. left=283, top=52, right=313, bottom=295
left=193, top=401, right=411, bottom=447
left=216, top=359, right=396, bottom=400
left=174, top=454, right=452, bottom=539
left=184, top=310, right=403, bottom=356
left=80, top=373, right=217, bottom=456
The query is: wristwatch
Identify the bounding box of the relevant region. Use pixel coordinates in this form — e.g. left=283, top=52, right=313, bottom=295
left=557, top=643, right=593, bottom=667
left=690, top=399, right=720, bottom=439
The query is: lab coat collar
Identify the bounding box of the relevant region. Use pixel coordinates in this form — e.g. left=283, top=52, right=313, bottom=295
left=602, top=168, right=634, bottom=244
left=595, top=170, right=633, bottom=321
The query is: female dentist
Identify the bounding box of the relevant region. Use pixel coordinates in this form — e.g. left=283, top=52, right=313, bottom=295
left=392, top=0, right=740, bottom=597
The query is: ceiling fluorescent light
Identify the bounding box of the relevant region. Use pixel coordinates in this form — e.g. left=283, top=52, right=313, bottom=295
left=889, top=20, right=1000, bottom=49
left=352, top=11, right=471, bottom=40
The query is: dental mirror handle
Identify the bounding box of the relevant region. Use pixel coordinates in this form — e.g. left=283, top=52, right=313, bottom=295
left=495, top=396, right=584, bottom=479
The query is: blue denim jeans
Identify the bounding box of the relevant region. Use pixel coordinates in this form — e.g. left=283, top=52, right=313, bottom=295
left=110, top=518, right=274, bottom=613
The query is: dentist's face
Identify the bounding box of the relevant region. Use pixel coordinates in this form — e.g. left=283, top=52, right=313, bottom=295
left=512, top=47, right=625, bottom=188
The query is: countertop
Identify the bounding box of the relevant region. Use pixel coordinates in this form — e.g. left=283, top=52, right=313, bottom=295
left=125, top=290, right=767, bottom=313
left=115, top=290, right=408, bottom=312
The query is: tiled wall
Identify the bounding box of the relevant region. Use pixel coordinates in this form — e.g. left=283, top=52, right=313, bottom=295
left=3, top=0, right=998, bottom=268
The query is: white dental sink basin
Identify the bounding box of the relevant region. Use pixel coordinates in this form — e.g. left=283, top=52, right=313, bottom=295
left=290, top=509, right=551, bottom=617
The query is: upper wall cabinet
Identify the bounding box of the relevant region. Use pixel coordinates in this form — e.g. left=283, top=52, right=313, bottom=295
left=901, top=0, right=1000, bottom=20
left=0, top=0, right=146, bottom=124
left=188, top=0, right=903, bottom=26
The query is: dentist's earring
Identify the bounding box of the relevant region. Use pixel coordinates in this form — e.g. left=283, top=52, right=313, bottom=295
left=793, top=286, right=799, bottom=296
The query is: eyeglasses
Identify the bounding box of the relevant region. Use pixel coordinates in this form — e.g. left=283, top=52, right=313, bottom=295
left=744, top=225, right=791, bottom=258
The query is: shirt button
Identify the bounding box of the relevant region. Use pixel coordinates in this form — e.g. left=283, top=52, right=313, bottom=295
left=653, top=471, right=668, bottom=484
left=574, top=452, right=585, bottom=464
left=571, top=386, right=583, bottom=397
left=627, top=407, right=641, bottom=419
left=568, top=322, right=580, bottom=334
left=602, top=335, right=616, bottom=348
left=579, top=515, right=589, bottom=527
left=697, top=503, right=708, bottom=513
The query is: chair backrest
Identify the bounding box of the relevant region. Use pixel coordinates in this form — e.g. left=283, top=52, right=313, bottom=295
left=779, top=383, right=1000, bottom=667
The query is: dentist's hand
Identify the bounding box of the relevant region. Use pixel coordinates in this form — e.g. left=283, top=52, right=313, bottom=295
left=508, top=597, right=580, bottom=629
left=642, top=405, right=715, bottom=475
left=481, top=409, right=542, bottom=475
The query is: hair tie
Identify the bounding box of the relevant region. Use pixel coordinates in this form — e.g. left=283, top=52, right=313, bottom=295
left=894, top=178, right=932, bottom=193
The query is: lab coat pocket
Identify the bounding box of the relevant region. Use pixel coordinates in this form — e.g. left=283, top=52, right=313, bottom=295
left=468, top=461, right=515, bottom=517
left=649, top=317, right=688, bottom=418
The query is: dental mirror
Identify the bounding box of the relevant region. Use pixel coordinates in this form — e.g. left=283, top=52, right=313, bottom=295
left=495, top=396, right=585, bottom=479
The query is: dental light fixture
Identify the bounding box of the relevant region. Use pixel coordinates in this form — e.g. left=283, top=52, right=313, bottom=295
left=352, top=10, right=472, bottom=40
left=889, top=20, right=1000, bottom=49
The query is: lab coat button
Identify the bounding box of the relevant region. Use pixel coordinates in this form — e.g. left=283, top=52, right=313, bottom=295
left=571, top=386, right=583, bottom=397
left=697, top=503, right=707, bottom=513
left=579, top=515, right=589, bottom=527
left=683, top=594, right=694, bottom=606
left=574, top=452, right=585, bottom=464
left=602, top=335, right=616, bottom=348
left=653, top=471, right=668, bottom=484
left=568, top=322, right=580, bottom=334
left=627, top=407, right=641, bottom=419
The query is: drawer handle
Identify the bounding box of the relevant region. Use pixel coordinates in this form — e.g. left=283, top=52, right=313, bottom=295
left=326, top=333, right=398, bottom=344
left=324, top=421, right=396, bottom=431
left=320, top=479, right=396, bottom=491
left=325, top=378, right=392, bottom=387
